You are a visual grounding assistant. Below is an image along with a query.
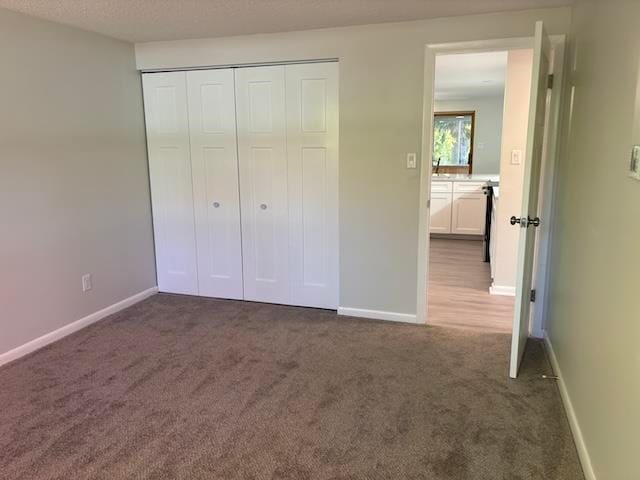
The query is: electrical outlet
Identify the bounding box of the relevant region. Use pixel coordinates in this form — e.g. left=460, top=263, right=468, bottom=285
left=82, top=274, right=92, bottom=292
left=406, top=153, right=417, bottom=169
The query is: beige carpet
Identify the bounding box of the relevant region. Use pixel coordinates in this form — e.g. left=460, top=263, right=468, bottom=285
left=0, top=294, right=583, bottom=479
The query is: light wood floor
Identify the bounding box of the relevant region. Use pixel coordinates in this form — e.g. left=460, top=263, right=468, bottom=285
left=427, top=238, right=514, bottom=333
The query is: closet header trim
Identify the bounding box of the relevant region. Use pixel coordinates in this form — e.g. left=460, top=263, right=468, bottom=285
left=140, top=58, right=339, bottom=74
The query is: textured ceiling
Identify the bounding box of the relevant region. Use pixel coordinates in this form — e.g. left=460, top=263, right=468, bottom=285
left=435, top=51, right=508, bottom=101
left=0, top=0, right=572, bottom=43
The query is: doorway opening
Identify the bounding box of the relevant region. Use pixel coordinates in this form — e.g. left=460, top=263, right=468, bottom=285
left=416, top=25, right=566, bottom=377
left=428, top=49, right=528, bottom=333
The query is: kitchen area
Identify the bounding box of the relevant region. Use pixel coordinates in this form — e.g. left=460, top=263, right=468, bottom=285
left=426, top=49, right=531, bottom=331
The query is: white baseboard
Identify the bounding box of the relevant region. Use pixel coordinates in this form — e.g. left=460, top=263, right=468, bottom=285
left=338, top=307, right=418, bottom=324
left=489, top=284, right=516, bottom=296
left=0, top=287, right=158, bottom=368
left=543, top=331, right=596, bottom=480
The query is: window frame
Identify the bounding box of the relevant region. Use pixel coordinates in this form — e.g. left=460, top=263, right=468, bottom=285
left=433, top=110, right=476, bottom=174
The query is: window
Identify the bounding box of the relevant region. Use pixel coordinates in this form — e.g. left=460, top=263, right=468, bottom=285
left=433, top=111, right=475, bottom=173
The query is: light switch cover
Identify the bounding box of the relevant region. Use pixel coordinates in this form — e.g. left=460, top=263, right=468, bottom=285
left=406, top=153, right=417, bottom=169
left=511, top=149, right=522, bottom=165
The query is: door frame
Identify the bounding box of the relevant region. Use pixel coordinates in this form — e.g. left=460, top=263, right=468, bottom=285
left=416, top=35, right=566, bottom=336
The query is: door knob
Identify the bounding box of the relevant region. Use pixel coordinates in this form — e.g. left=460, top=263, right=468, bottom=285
left=510, top=216, right=541, bottom=228
left=212, top=202, right=220, bottom=208
left=260, top=203, right=267, bottom=210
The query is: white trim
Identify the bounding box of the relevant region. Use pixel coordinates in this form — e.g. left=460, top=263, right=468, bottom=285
left=338, top=307, right=419, bottom=324
left=543, top=332, right=597, bottom=480
left=0, top=287, right=158, bottom=367
left=140, top=58, right=339, bottom=74
left=489, top=285, right=517, bottom=296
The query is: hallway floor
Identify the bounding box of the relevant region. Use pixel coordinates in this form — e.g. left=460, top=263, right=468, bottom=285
left=428, top=238, right=515, bottom=333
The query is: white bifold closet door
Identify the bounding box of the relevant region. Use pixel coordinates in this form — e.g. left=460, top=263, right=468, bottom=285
left=144, top=62, right=338, bottom=308
left=142, top=72, right=198, bottom=295
left=285, top=63, right=339, bottom=309
left=187, top=69, right=244, bottom=299
left=234, top=63, right=339, bottom=309
left=234, top=66, right=290, bottom=305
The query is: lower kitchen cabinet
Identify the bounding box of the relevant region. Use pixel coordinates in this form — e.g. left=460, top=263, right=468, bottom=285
left=451, top=193, right=486, bottom=235
left=430, top=181, right=487, bottom=235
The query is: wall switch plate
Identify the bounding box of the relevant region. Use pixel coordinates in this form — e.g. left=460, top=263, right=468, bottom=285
left=406, top=153, right=417, bottom=169
left=82, top=274, right=92, bottom=292
left=511, top=149, right=522, bottom=165
left=629, top=145, right=640, bottom=180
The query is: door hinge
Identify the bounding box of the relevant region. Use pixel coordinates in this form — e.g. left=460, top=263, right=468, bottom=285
left=530, top=289, right=537, bottom=302
left=547, top=74, right=554, bottom=89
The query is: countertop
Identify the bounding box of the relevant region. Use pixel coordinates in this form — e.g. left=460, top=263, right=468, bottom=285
left=432, top=174, right=500, bottom=184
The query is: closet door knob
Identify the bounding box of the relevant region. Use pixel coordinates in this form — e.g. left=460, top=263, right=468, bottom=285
left=212, top=202, right=220, bottom=208
left=260, top=203, right=268, bottom=210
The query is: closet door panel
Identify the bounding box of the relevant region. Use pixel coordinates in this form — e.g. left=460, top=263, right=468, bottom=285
left=142, top=72, right=198, bottom=295
left=286, top=62, right=339, bottom=309
left=235, top=66, right=289, bottom=304
left=187, top=69, right=243, bottom=299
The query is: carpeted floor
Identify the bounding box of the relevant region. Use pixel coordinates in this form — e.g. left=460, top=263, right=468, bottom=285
left=0, top=294, right=583, bottom=480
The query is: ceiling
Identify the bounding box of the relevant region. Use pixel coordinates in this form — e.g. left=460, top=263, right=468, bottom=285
left=434, top=51, right=509, bottom=101
left=0, top=0, right=572, bottom=43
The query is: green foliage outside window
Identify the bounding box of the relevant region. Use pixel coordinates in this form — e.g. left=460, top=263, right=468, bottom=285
left=433, top=114, right=473, bottom=166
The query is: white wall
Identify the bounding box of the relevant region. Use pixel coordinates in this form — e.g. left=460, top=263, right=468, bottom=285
left=434, top=96, right=505, bottom=174
left=135, top=8, right=571, bottom=316
left=492, top=50, right=533, bottom=292
left=546, top=0, right=640, bottom=478
left=0, top=8, right=156, bottom=356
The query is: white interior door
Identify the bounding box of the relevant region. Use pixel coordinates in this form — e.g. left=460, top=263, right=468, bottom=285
left=285, top=62, right=339, bottom=309
left=510, top=21, right=552, bottom=378
left=187, top=69, right=244, bottom=300
left=235, top=66, right=289, bottom=304
left=142, top=72, right=198, bottom=295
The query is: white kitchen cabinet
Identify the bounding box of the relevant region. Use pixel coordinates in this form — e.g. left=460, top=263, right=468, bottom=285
left=430, top=192, right=453, bottom=233
left=429, top=180, right=487, bottom=235
left=451, top=192, right=486, bottom=235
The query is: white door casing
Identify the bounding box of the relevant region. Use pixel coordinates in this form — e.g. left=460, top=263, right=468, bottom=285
left=285, top=62, right=339, bottom=309
left=142, top=72, right=198, bottom=295
left=187, top=69, right=244, bottom=300
left=235, top=66, right=290, bottom=305
left=510, top=21, right=552, bottom=378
